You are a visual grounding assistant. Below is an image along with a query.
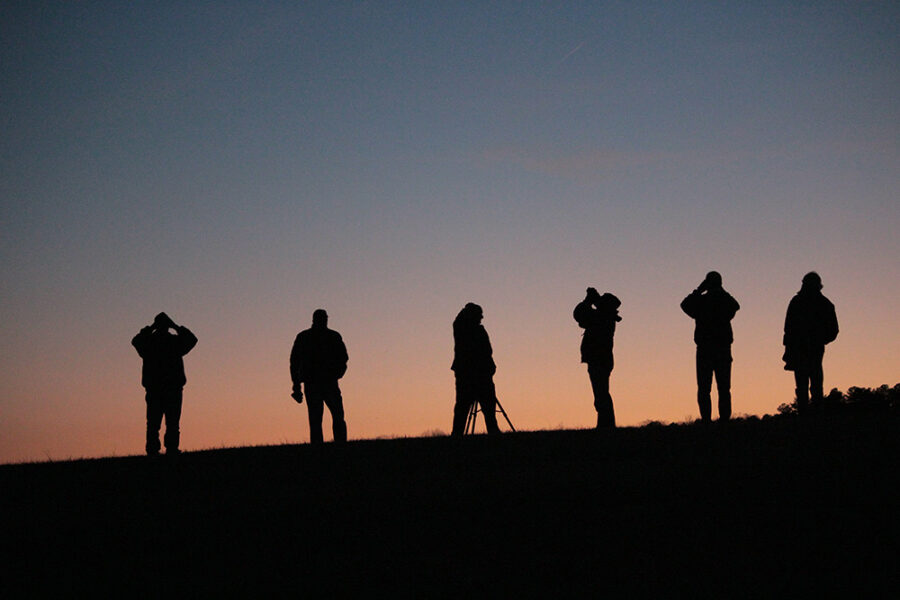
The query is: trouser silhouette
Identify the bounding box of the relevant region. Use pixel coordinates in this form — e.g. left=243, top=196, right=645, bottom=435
left=588, top=363, right=615, bottom=428
left=452, top=374, right=500, bottom=436
left=696, top=344, right=732, bottom=421
left=793, top=346, right=825, bottom=412
left=305, top=380, right=347, bottom=444
left=146, top=388, right=183, bottom=454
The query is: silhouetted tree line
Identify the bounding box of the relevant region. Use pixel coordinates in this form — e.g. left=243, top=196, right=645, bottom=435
left=778, top=384, right=900, bottom=416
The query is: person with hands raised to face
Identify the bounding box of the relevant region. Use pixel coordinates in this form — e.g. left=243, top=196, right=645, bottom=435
left=574, top=287, right=622, bottom=428
left=681, top=272, right=740, bottom=422
left=132, top=312, right=197, bottom=456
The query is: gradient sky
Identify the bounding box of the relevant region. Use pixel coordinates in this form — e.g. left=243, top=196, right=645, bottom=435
left=2, top=2, right=898, bottom=463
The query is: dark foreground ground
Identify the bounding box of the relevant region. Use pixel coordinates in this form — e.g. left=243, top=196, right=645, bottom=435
left=2, top=412, right=898, bottom=597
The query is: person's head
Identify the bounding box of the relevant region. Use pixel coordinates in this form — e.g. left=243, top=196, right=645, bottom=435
left=703, top=271, right=723, bottom=291
left=599, top=293, right=621, bottom=310
left=152, top=312, right=172, bottom=333
left=461, top=302, right=483, bottom=324
left=312, top=309, right=328, bottom=328
left=801, top=272, right=823, bottom=292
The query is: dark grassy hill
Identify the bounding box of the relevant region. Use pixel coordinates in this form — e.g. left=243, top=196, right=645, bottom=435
left=2, top=413, right=898, bottom=596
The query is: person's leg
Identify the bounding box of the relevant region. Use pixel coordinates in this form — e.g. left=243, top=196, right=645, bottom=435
left=809, top=347, right=825, bottom=405
left=714, top=349, right=732, bottom=421
left=451, top=377, right=472, bottom=437
left=163, top=389, right=183, bottom=453
left=145, top=391, right=163, bottom=455
left=478, top=378, right=501, bottom=434
left=696, top=348, right=713, bottom=422
left=794, top=364, right=810, bottom=413
left=322, top=380, right=347, bottom=443
left=588, top=363, right=615, bottom=428
left=305, top=383, right=325, bottom=444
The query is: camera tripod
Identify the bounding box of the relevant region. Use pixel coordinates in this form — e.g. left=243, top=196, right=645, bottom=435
left=465, top=397, right=515, bottom=434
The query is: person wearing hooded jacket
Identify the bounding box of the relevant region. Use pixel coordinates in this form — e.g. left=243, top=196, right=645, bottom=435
left=574, top=287, right=621, bottom=428
left=451, top=303, right=501, bottom=436
left=783, top=272, right=838, bottom=413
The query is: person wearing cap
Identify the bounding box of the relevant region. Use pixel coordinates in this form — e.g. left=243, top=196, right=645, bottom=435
left=450, top=303, right=501, bottom=436
left=573, top=287, right=622, bottom=428
left=132, top=312, right=198, bottom=455
left=681, top=272, right=740, bottom=422
left=290, top=309, right=349, bottom=444
left=782, top=272, right=839, bottom=413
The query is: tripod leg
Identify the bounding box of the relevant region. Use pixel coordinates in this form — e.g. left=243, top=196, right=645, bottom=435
left=465, top=402, right=478, bottom=435
left=495, top=398, right=515, bottom=432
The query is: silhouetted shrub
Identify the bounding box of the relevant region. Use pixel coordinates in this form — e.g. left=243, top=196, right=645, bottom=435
left=779, top=384, right=899, bottom=416
left=777, top=402, right=797, bottom=416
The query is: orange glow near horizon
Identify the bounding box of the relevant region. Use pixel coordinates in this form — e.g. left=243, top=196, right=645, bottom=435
left=2, top=270, right=897, bottom=464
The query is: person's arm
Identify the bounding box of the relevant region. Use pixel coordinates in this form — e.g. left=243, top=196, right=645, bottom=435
left=682, top=278, right=709, bottom=317
left=574, top=288, right=600, bottom=327
left=289, top=335, right=304, bottom=402
left=336, top=335, right=348, bottom=379
left=727, top=293, right=740, bottom=319
left=783, top=297, right=797, bottom=346
left=483, top=329, right=496, bottom=376
left=680, top=290, right=702, bottom=318
left=175, top=324, right=198, bottom=356
left=131, top=325, right=153, bottom=357
left=573, top=299, right=594, bottom=328
left=823, top=301, right=839, bottom=345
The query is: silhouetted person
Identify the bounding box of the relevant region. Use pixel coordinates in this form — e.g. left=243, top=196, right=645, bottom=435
left=451, top=303, right=501, bottom=436
left=290, top=309, right=349, bottom=444
left=681, top=272, right=740, bottom=422
left=783, top=272, right=839, bottom=413
left=574, top=288, right=621, bottom=428
left=132, top=312, right=197, bottom=456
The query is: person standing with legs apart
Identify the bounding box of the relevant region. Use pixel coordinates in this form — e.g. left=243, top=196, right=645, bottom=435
left=132, top=312, right=198, bottom=456
left=681, top=272, right=740, bottom=422
left=573, top=288, right=621, bottom=428
left=451, top=303, right=501, bottom=437
left=782, top=272, right=838, bottom=413
left=290, top=309, right=349, bottom=444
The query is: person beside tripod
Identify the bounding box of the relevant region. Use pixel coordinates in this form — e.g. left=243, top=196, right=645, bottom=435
left=450, top=303, right=502, bottom=437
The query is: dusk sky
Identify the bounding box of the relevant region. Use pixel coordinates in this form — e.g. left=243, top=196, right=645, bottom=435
left=2, top=2, right=898, bottom=463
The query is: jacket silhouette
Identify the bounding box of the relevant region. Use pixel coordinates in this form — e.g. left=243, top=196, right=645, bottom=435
left=783, top=272, right=838, bottom=411
left=574, top=288, right=621, bottom=428
left=132, top=312, right=197, bottom=455
left=681, top=272, right=740, bottom=422
left=451, top=303, right=500, bottom=436
left=290, top=309, right=349, bottom=444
